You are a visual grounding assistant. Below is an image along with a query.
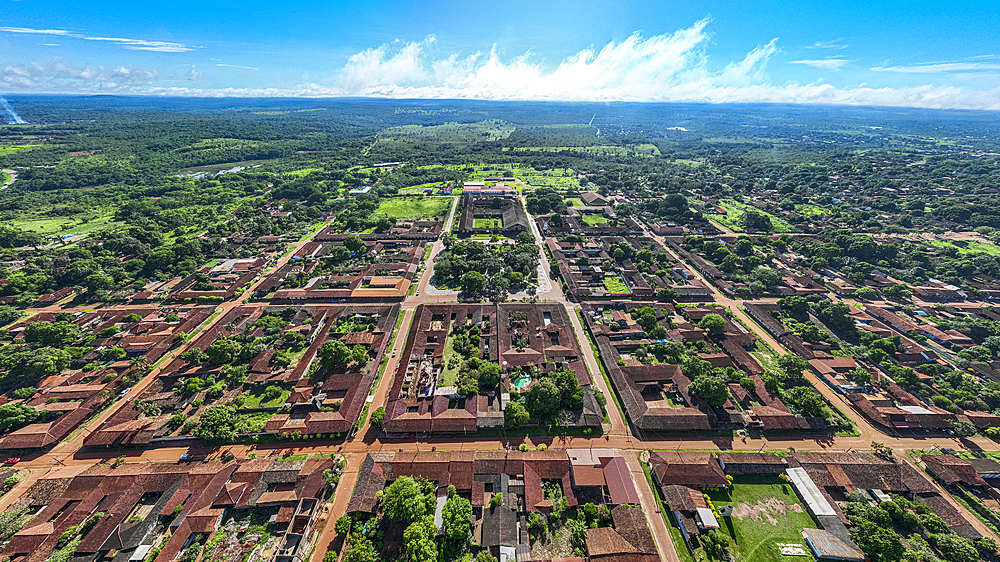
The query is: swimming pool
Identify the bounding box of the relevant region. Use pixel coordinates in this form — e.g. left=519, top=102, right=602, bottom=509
left=512, top=375, right=532, bottom=390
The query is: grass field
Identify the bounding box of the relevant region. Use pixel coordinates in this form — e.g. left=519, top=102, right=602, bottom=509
left=375, top=197, right=453, bottom=220
left=12, top=209, right=122, bottom=237
left=0, top=170, right=10, bottom=185
left=474, top=218, right=503, bottom=229
left=579, top=213, right=608, bottom=226
left=926, top=239, right=1000, bottom=257
left=381, top=121, right=515, bottom=143
left=708, top=198, right=794, bottom=233
left=565, top=197, right=585, bottom=207
left=702, top=476, right=818, bottom=562
left=603, top=275, right=630, bottom=294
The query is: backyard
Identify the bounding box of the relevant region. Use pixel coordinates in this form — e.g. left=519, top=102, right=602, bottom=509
left=374, top=196, right=453, bottom=220
left=702, top=476, right=818, bottom=562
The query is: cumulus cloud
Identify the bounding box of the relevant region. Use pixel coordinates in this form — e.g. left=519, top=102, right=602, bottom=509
left=790, top=59, right=851, bottom=70
left=187, top=65, right=202, bottom=81
left=0, top=26, right=195, bottom=52
left=1, top=59, right=158, bottom=91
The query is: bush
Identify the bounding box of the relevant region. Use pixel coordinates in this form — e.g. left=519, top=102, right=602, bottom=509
left=536, top=444, right=547, bottom=451
left=519, top=443, right=529, bottom=452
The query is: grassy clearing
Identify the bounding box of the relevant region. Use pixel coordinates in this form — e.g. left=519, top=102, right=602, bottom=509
left=12, top=209, right=122, bottom=237
left=381, top=121, right=515, bottom=142
left=578, top=213, right=608, bottom=226
left=702, top=476, right=818, bottom=562
left=795, top=204, right=827, bottom=217
left=564, top=197, right=585, bottom=207
left=375, top=197, right=453, bottom=220
left=0, top=144, right=36, bottom=155
left=285, top=167, right=324, bottom=178
left=708, top=198, right=794, bottom=233
left=1, top=171, right=10, bottom=184
left=926, top=239, right=1000, bottom=257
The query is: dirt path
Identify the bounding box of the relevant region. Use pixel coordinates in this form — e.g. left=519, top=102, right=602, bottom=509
left=309, top=455, right=361, bottom=562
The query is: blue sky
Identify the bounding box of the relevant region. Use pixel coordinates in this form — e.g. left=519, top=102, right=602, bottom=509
left=1, top=0, right=999, bottom=109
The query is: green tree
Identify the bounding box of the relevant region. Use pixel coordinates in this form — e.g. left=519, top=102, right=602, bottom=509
left=851, top=520, right=905, bottom=562
left=403, top=515, right=438, bottom=562
left=751, top=266, right=781, bottom=288
left=206, top=338, right=239, bottom=364
left=334, top=516, right=352, bottom=535
left=689, top=373, right=729, bottom=407
left=524, top=379, right=560, bottom=421
left=320, top=339, right=352, bottom=370
left=0, top=403, right=41, bottom=434
left=929, top=533, right=979, bottom=562
left=179, top=348, right=208, bottom=365
left=343, top=235, right=366, bottom=254
left=84, top=273, right=115, bottom=293
left=370, top=406, right=386, bottom=426
left=776, top=354, right=809, bottom=379
left=478, top=361, right=502, bottom=388
left=443, top=494, right=473, bottom=540
left=23, top=321, right=82, bottom=346
left=344, top=536, right=378, bottom=562
left=476, top=552, right=498, bottom=562
left=504, top=402, right=530, bottom=427
left=697, top=313, right=727, bottom=334
left=778, top=295, right=810, bottom=314
left=951, top=420, right=978, bottom=437
left=382, top=476, right=429, bottom=522
left=460, top=271, right=486, bottom=294
left=782, top=387, right=826, bottom=418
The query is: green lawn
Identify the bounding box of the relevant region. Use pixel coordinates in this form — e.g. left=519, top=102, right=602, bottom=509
left=1, top=170, right=10, bottom=185
left=474, top=217, right=503, bottom=229
left=375, top=197, right=453, bottom=220
left=564, top=197, right=585, bottom=207
left=603, top=275, right=630, bottom=294
left=703, top=476, right=818, bottom=562
left=579, top=213, right=608, bottom=227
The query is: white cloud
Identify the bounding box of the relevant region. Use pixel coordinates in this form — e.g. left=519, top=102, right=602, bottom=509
left=1, top=59, right=158, bottom=90
left=0, top=26, right=195, bottom=52
left=790, top=59, right=850, bottom=70
left=872, top=62, right=1000, bottom=73
left=807, top=39, right=849, bottom=50
left=187, top=66, right=202, bottom=81
left=216, top=64, right=260, bottom=71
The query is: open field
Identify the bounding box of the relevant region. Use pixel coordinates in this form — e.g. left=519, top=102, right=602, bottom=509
left=564, top=197, right=585, bottom=207
left=703, top=476, right=818, bottom=562
left=11, top=208, right=122, bottom=237
left=375, top=197, right=453, bottom=220
left=1, top=170, right=10, bottom=185
left=926, top=239, right=1000, bottom=257
left=380, top=121, right=515, bottom=142
left=708, top=198, right=794, bottom=233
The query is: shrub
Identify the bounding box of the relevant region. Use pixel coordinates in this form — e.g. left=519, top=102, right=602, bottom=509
left=519, top=443, right=529, bottom=452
